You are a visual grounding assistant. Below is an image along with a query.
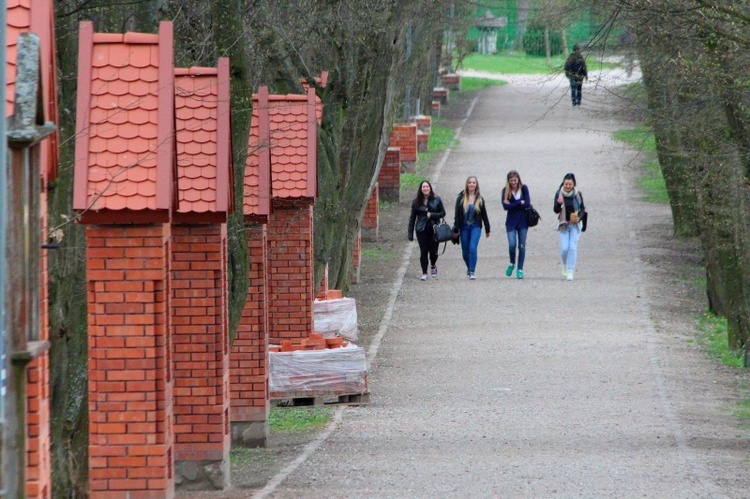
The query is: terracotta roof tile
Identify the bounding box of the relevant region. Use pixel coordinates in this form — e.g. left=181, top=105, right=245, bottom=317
left=174, top=63, right=231, bottom=218
left=74, top=22, right=175, bottom=219
left=243, top=90, right=322, bottom=211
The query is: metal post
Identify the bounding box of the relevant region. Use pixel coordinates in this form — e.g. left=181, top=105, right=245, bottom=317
left=0, top=0, right=9, bottom=495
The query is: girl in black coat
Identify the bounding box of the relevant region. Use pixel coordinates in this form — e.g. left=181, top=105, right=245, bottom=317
left=408, top=181, right=446, bottom=280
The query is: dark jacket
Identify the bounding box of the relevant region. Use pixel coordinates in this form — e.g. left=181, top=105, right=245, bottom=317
left=553, top=189, right=586, bottom=224
left=501, top=184, right=530, bottom=231
left=453, top=191, right=490, bottom=234
left=408, top=196, right=446, bottom=241
left=564, top=52, right=588, bottom=82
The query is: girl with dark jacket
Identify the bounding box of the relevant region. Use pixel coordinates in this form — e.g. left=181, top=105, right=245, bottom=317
left=408, top=181, right=446, bottom=280
left=501, top=170, right=530, bottom=279
left=453, top=176, right=490, bottom=280
left=553, top=173, right=586, bottom=281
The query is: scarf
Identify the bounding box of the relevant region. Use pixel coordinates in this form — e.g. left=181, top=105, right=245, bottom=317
left=558, top=187, right=580, bottom=229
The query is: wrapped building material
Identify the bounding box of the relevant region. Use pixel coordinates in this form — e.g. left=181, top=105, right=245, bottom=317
left=313, top=297, right=358, bottom=341
left=269, top=343, right=367, bottom=396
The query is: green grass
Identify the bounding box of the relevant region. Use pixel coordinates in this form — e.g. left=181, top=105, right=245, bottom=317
left=230, top=447, right=272, bottom=465
left=613, top=126, right=668, bottom=203
left=698, top=313, right=744, bottom=367
left=268, top=406, right=333, bottom=432
left=402, top=123, right=458, bottom=189
left=461, top=76, right=508, bottom=92
left=613, top=126, right=656, bottom=152
left=362, top=246, right=395, bottom=259
left=461, top=52, right=616, bottom=75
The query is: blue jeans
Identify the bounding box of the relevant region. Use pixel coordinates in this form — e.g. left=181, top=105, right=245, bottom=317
left=507, top=227, right=527, bottom=270
left=460, top=224, right=482, bottom=273
left=559, top=223, right=581, bottom=271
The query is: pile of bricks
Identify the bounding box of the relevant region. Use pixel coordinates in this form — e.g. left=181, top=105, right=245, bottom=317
left=270, top=333, right=347, bottom=352
left=433, top=87, right=449, bottom=104
left=441, top=73, right=461, bottom=90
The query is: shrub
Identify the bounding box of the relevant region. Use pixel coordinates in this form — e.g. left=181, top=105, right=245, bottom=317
left=523, top=26, right=564, bottom=57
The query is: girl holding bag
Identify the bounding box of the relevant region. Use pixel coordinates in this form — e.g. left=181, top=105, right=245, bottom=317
left=408, top=180, right=446, bottom=281
left=501, top=170, right=530, bottom=279
left=553, top=173, right=586, bottom=281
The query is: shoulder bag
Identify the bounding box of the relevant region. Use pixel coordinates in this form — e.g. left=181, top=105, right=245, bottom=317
left=524, top=205, right=541, bottom=227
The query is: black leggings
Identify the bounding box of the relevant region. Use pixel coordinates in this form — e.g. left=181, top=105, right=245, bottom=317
left=416, top=228, right=439, bottom=273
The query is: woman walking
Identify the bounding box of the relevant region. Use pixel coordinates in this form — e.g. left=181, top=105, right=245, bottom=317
left=554, top=173, right=586, bottom=281
left=501, top=170, right=530, bottom=279
left=453, top=176, right=490, bottom=280
left=408, top=180, right=446, bottom=281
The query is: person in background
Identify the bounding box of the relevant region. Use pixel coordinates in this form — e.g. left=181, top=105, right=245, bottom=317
left=564, top=44, right=588, bottom=106
left=408, top=180, right=446, bottom=281
left=553, top=173, right=586, bottom=281
left=501, top=170, right=530, bottom=279
left=453, top=176, right=490, bottom=280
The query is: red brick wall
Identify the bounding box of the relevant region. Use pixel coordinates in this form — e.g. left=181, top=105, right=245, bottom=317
left=390, top=124, right=417, bottom=163
left=27, top=190, right=51, bottom=499
left=230, top=223, right=269, bottom=444
left=361, top=183, right=378, bottom=242
left=171, top=224, right=229, bottom=465
left=267, top=200, right=314, bottom=343
left=377, top=147, right=401, bottom=202
left=86, top=225, right=174, bottom=499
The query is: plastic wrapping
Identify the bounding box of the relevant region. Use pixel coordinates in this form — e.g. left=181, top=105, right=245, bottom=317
left=269, top=343, right=367, bottom=396
left=313, top=297, right=358, bottom=341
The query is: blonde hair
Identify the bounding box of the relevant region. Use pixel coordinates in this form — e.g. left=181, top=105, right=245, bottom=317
left=462, top=176, right=483, bottom=213
left=503, top=170, right=524, bottom=203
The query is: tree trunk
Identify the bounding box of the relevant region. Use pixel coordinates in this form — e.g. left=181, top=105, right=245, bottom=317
left=514, top=0, right=531, bottom=51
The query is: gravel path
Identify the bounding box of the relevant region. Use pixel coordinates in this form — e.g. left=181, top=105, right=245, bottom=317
left=259, top=74, right=749, bottom=498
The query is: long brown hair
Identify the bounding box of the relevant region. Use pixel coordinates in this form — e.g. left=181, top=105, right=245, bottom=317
left=462, top=176, right=483, bottom=213
left=503, top=170, right=524, bottom=203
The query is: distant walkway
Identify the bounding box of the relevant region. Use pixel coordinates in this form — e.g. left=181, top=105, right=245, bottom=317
left=261, top=74, right=745, bottom=498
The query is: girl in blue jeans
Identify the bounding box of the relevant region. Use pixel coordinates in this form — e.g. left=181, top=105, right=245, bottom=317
left=501, top=170, right=530, bottom=279
left=553, top=173, right=586, bottom=281
left=453, top=176, right=491, bottom=280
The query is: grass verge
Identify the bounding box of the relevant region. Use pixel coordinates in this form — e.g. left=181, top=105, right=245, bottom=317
left=268, top=406, right=333, bottom=432
left=613, top=126, right=668, bottom=203
left=697, top=313, right=744, bottom=368
left=461, top=76, right=508, bottom=92
left=402, top=122, right=457, bottom=189
left=461, top=52, right=616, bottom=75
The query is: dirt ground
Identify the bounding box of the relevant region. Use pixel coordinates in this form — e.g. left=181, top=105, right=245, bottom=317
left=182, top=72, right=750, bottom=498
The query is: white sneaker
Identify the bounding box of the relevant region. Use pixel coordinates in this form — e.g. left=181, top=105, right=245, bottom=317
left=566, top=270, right=574, bottom=281
left=469, top=272, right=476, bottom=280
left=420, top=274, right=428, bottom=281
left=562, top=264, right=567, bottom=277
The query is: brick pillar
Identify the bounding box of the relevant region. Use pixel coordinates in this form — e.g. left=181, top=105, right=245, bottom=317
left=230, top=223, right=269, bottom=447
left=26, top=191, right=51, bottom=499
left=351, top=229, right=362, bottom=284
left=417, top=130, right=429, bottom=153
left=413, top=114, right=432, bottom=134
left=377, top=147, right=401, bottom=202
left=361, top=184, right=379, bottom=242
left=433, top=87, right=449, bottom=104
left=390, top=124, right=418, bottom=172
left=441, top=73, right=461, bottom=90
left=171, top=225, right=229, bottom=489
left=86, top=225, right=174, bottom=499
left=267, top=200, right=314, bottom=343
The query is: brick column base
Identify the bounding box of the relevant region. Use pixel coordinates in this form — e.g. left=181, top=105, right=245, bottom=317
left=361, top=184, right=378, bottom=242
left=171, top=224, right=230, bottom=490
left=86, top=225, right=174, bottom=499
left=230, top=223, right=269, bottom=447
